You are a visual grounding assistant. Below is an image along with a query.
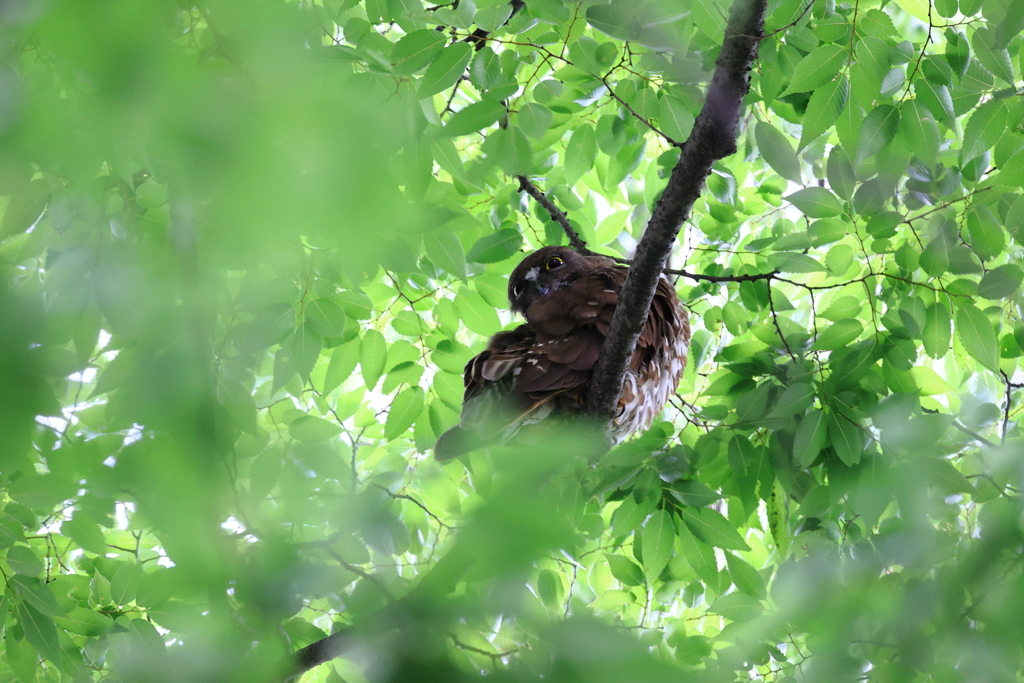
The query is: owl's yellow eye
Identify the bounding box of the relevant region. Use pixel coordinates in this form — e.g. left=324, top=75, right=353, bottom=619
left=545, top=256, right=564, bottom=270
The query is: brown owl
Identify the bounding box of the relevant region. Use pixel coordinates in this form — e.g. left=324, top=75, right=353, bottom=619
left=434, top=246, right=690, bottom=461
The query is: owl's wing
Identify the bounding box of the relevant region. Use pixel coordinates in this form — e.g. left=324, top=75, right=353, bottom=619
left=433, top=324, right=596, bottom=461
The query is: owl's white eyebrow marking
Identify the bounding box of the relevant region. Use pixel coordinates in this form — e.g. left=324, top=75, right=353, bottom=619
left=524, top=267, right=540, bottom=281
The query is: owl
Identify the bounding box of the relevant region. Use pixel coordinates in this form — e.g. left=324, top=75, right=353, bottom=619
left=434, top=246, right=690, bottom=461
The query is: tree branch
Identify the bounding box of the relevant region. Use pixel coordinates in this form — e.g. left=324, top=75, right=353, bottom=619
left=583, top=0, right=768, bottom=422
left=516, top=175, right=590, bottom=253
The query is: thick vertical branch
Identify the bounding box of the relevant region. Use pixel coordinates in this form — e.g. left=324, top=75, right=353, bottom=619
left=583, top=0, right=768, bottom=423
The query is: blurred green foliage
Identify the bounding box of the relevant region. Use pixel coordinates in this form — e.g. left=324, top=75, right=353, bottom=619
left=1, top=0, right=1023, bottom=681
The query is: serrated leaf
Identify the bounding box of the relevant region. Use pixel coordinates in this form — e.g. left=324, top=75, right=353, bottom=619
left=53, top=608, right=114, bottom=637
left=658, top=96, right=695, bottom=143
left=443, top=100, right=505, bottom=137
left=782, top=44, right=846, bottom=95
left=769, top=383, right=813, bottom=418
left=290, top=321, right=321, bottom=383
left=482, top=126, right=532, bottom=175
left=517, top=103, right=553, bottom=139
left=305, top=299, right=347, bottom=338
left=606, top=553, right=645, bottom=586
left=708, top=591, right=763, bottom=622
left=785, top=187, right=843, bottom=218
left=800, top=76, right=849, bottom=151
left=642, top=510, right=675, bottom=580
left=811, top=319, right=863, bottom=350
left=360, top=329, right=387, bottom=390
left=856, top=105, right=899, bottom=163
left=920, top=237, right=950, bottom=276
left=418, top=42, right=472, bottom=99
left=923, top=303, right=952, bottom=358
left=61, top=515, right=107, bottom=555
left=794, top=409, right=828, bottom=467
left=17, top=602, right=62, bottom=666
left=767, top=252, right=828, bottom=273
left=677, top=525, right=719, bottom=586
left=384, top=387, right=425, bottom=440
left=966, top=205, right=1004, bottom=261
left=289, top=414, right=342, bottom=442
left=424, top=231, right=467, bottom=279
left=725, top=553, right=767, bottom=599
left=899, top=100, right=940, bottom=168
left=756, top=121, right=801, bottom=182
left=564, top=124, right=597, bottom=185
left=6, top=546, right=42, bottom=576
left=324, top=338, right=360, bottom=393
left=110, top=562, right=143, bottom=606
left=918, top=457, right=976, bottom=494
left=973, top=28, right=1014, bottom=84
left=956, top=303, right=999, bottom=372
left=391, top=29, right=447, bottom=76
left=467, top=228, right=522, bottom=263
left=829, top=413, right=863, bottom=466
left=978, top=264, right=1023, bottom=299
left=857, top=37, right=890, bottom=81
left=11, top=576, right=64, bottom=617
left=914, top=80, right=955, bottom=130
left=679, top=506, right=750, bottom=550
left=470, top=47, right=502, bottom=90
left=961, top=99, right=1007, bottom=164
left=455, top=287, right=500, bottom=336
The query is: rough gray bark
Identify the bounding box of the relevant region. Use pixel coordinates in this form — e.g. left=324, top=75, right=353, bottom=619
left=583, top=0, right=768, bottom=423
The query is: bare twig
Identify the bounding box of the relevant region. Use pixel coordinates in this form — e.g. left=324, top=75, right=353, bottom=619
left=516, top=175, right=590, bottom=253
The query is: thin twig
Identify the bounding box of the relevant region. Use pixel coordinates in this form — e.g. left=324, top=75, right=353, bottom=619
left=516, top=175, right=590, bottom=252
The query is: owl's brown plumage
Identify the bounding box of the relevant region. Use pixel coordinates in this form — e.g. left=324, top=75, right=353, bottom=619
left=434, top=246, right=690, bottom=461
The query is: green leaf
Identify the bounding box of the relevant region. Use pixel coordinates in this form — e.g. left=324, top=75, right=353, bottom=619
left=11, top=576, right=64, bottom=617
left=920, top=237, right=950, bottom=277
left=829, top=413, right=863, bottom=466
left=605, top=553, right=645, bottom=586
left=110, top=562, right=143, bottom=606
left=0, top=179, right=50, bottom=240
left=956, top=303, right=999, bottom=372
left=469, top=47, right=502, bottom=90
left=517, top=103, right=553, bottom=139
left=324, top=339, right=361, bottom=394
left=794, top=409, right=828, bottom=467
left=811, top=319, right=863, bottom=350
left=767, top=252, right=828, bottom=273
left=679, top=506, right=750, bottom=550
left=61, top=515, right=107, bottom=555
left=827, top=148, right=855, bottom=200
left=756, top=121, right=802, bottom=182
left=782, top=44, right=846, bottom=95
left=856, top=37, right=890, bottom=81
left=961, top=99, right=1007, bottom=164
left=443, top=100, right=505, bottom=137
left=800, top=76, right=849, bottom=151
left=289, top=415, right=342, bottom=442
left=391, top=29, right=447, bottom=76
left=384, top=387, right=425, bottom=440
left=856, top=105, right=900, bottom=163
left=785, top=187, right=843, bottom=218
left=467, top=228, right=523, bottom=263
left=768, top=383, right=813, bottom=418
left=290, top=321, right=321, bottom=383
left=918, top=457, right=976, bottom=494
left=482, top=126, right=532, bottom=175
left=945, top=29, right=971, bottom=78
left=923, top=303, right=952, bottom=358
left=455, top=288, right=500, bottom=336
left=708, top=592, right=763, bottom=622
left=899, top=100, right=940, bottom=168
left=305, top=299, right=347, bottom=339
left=658, top=96, right=695, bottom=142
left=360, top=329, right=388, bottom=390
left=641, top=510, right=675, bottom=580
left=677, top=525, right=720, bottom=586
left=978, top=264, right=1023, bottom=299
left=6, top=546, right=43, bottom=577
left=972, top=28, right=1014, bottom=85
left=725, top=552, right=767, bottom=599
left=418, top=42, right=473, bottom=99
left=585, top=4, right=639, bottom=40
left=564, top=124, right=598, bottom=185
left=966, top=205, right=1004, bottom=260
left=17, top=602, right=62, bottom=666
left=914, top=80, right=955, bottom=130
left=53, top=608, right=114, bottom=637
left=424, top=231, right=468, bottom=279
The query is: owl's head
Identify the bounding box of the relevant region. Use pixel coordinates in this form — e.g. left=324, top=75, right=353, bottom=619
left=507, top=246, right=588, bottom=315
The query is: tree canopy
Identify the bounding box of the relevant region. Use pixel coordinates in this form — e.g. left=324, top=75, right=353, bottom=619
left=1, top=0, right=1023, bottom=682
